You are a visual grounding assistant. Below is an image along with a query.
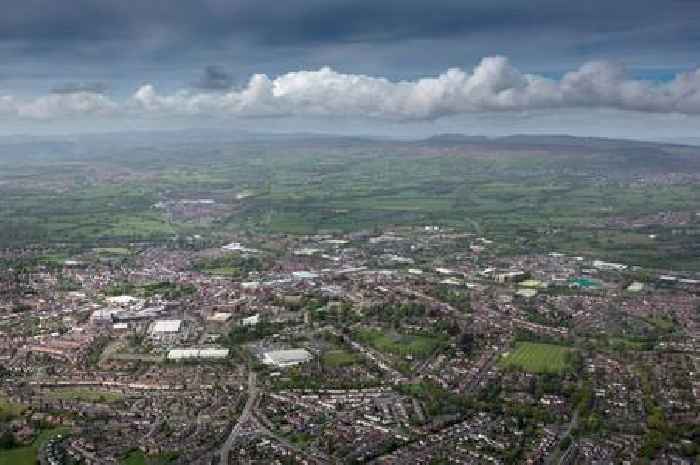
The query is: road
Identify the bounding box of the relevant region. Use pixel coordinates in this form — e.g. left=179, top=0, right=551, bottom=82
left=219, top=371, right=258, bottom=463
left=545, top=410, right=580, bottom=465
left=218, top=370, right=330, bottom=465
left=253, top=413, right=331, bottom=465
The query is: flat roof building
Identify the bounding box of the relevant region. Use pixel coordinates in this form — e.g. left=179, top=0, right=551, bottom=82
left=167, top=348, right=229, bottom=360
left=262, top=349, right=312, bottom=367
left=207, top=312, right=232, bottom=322
left=150, top=320, right=182, bottom=334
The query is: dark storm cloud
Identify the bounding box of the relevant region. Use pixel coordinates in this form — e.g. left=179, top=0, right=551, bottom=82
left=0, top=0, right=698, bottom=60
left=51, top=81, right=109, bottom=94
left=191, top=65, right=233, bottom=90
left=1, top=0, right=700, bottom=139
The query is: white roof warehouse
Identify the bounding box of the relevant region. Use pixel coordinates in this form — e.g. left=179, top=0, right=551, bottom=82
left=167, top=348, right=229, bottom=360
left=150, top=320, right=182, bottom=334
left=262, top=349, right=312, bottom=367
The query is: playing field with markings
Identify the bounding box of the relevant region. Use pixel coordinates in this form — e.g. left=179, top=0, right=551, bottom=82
left=500, top=342, right=573, bottom=374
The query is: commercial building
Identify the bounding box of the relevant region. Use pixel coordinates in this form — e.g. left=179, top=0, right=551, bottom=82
left=262, top=349, right=312, bottom=367
left=207, top=312, right=233, bottom=322
left=167, top=348, right=229, bottom=360
left=150, top=320, right=183, bottom=334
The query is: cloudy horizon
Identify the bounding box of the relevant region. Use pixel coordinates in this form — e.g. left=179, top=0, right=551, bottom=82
left=1, top=0, right=698, bottom=138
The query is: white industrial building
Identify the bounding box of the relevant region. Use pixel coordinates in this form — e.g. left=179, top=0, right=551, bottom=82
left=592, top=260, right=628, bottom=271
left=167, top=348, right=229, bottom=360
left=91, top=308, right=118, bottom=324
left=241, top=314, right=260, bottom=326
left=222, top=242, right=260, bottom=253
left=262, top=349, right=312, bottom=367
left=292, top=271, right=319, bottom=280
left=150, top=319, right=183, bottom=334
left=207, top=312, right=233, bottom=322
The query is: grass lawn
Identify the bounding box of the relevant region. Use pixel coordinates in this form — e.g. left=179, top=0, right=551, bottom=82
left=0, top=395, right=27, bottom=420
left=0, top=428, right=71, bottom=465
left=500, top=342, right=573, bottom=374
left=120, top=450, right=179, bottom=465
left=642, top=316, right=675, bottom=333
left=94, top=247, right=131, bottom=255
left=0, top=446, right=35, bottom=465
left=44, top=387, right=123, bottom=403
left=355, top=329, right=445, bottom=359
left=322, top=350, right=359, bottom=368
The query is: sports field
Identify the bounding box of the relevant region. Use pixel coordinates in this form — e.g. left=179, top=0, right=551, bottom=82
left=45, top=387, right=123, bottom=403
left=355, top=329, right=445, bottom=359
left=500, top=342, right=573, bottom=374
left=322, top=350, right=359, bottom=367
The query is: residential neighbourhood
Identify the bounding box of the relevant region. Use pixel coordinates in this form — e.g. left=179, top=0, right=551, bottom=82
left=1, top=226, right=698, bottom=464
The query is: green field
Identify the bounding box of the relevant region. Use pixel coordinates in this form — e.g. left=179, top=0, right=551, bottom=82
left=120, top=449, right=179, bottom=465
left=0, top=428, right=70, bottom=465
left=500, top=342, right=573, bottom=374
left=2, top=133, right=700, bottom=270
left=355, top=329, right=445, bottom=359
left=322, top=350, right=360, bottom=367
left=44, top=387, right=123, bottom=403
left=0, top=395, right=27, bottom=420
left=94, top=247, right=131, bottom=255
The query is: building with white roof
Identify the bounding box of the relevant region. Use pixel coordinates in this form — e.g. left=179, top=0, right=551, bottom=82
left=167, top=348, right=229, bottom=360
left=292, top=271, right=319, bottom=279
left=106, top=295, right=144, bottom=306
left=91, top=308, right=118, bottom=324
left=592, top=260, right=627, bottom=271
left=150, top=320, right=182, bottom=334
left=241, top=314, right=260, bottom=326
left=262, top=349, right=312, bottom=367
left=207, top=312, right=232, bottom=322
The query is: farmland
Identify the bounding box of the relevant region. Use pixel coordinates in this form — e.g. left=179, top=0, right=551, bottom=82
left=2, top=132, right=700, bottom=269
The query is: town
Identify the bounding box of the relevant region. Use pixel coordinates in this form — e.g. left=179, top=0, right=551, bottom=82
left=1, top=225, right=698, bottom=464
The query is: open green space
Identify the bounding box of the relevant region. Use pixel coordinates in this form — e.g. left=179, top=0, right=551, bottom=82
left=44, top=387, right=124, bottom=403
left=322, top=350, right=360, bottom=367
left=642, top=316, right=676, bottom=333
left=354, top=328, right=445, bottom=359
left=0, top=396, right=27, bottom=421
left=105, top=281, right=196, bottom=299
left=94, top=247, right=131, bottom=255
left=120, top=450, right=179, bottom=465
left=500, top=341, right=574, bottom=374
left=2, top=134, right=700, bottom=270
left=0, top=428, right=71, bottom=465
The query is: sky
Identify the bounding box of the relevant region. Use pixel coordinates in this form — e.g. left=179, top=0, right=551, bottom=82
left=1, top=0, right=699, bottom=139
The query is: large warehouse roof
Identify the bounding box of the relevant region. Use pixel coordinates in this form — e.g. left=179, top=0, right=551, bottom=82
left=150, top=320, right=182, bottom=333
left=263, top=349, right=312, bottom=367
left=167, top=348, right=229, bottom=360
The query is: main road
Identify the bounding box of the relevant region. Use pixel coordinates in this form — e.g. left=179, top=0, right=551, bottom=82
left=219, top=371, right=258, bottom=463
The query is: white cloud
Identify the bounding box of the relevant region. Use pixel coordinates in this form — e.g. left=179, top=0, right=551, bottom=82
left=0, top=91, right=118, bottom=120
left=125, top=57, right=700, bottom=119
left=3, top=56, right=700, bottom=121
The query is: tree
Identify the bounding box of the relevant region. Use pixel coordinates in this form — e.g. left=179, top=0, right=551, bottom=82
left=0, top=431, right=17, bottom=449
